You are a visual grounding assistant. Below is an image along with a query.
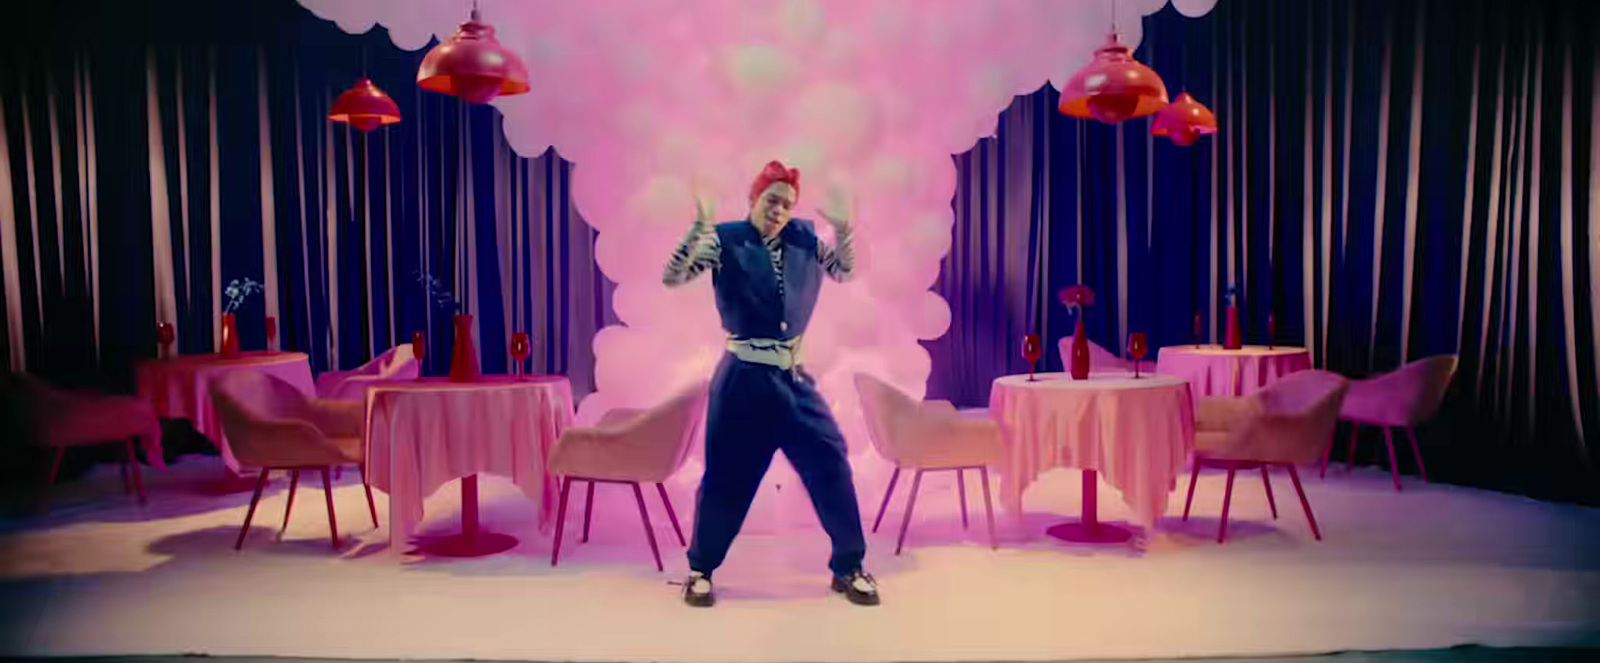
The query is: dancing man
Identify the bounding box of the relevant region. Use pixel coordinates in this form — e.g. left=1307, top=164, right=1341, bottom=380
left=661, top=161, right=878, bottom=607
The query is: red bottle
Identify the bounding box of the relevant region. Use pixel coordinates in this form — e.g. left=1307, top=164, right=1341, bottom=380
left=220, top=313, right=240, bottom=358
left=1069, top=318, right=1091, bottom=380
left=449, top=314, right=480, bottom=382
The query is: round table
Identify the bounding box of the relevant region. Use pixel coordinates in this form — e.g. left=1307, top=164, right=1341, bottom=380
left=365, top=375, right=574, bottom=557
left=1156, top=345, right=1312, bottom=403
left=136, top=351, right=315, bottom=474
left=989, top=372, right=1194, bottom=543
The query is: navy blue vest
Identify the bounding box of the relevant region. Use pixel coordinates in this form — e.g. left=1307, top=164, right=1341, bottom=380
left=712, top=220, right=823, bottom=341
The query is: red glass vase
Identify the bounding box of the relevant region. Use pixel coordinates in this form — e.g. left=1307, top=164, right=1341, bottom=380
left=1224, top=306, right=1243, bottom=350
left=220, top=313, right=240, bottom=358
left=1070, top=318, right=1091, bottom=380
left=449, top=314, right=480, bottom=382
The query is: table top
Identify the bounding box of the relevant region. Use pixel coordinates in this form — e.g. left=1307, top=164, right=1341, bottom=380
left=993, top=371, right=1188, bottom=392
left=1159, top=345, right=1309, bottom=358
left=368, top=374, right=570, bottom=394
left=140, top=351, right=310, bottom=369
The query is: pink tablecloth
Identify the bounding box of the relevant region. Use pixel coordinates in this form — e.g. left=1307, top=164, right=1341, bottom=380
left=136, top=352, right=314, bottom=472
left=1156, top=345, right=1312, bottom=403
left=989, top=372, right=1194, bottom=528
left=365, top=376, right=574, bottom=550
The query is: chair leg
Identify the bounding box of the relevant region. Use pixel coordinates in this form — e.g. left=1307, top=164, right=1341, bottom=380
left=279, top=470, right=301, bottom=537
left=1217, top=467, right=1237, bottom=544
left=957, top=468, right=969, bottom=530
left=1320, top=423, right=1338, bottom=479
left=656, top=483, right=686, bottom=546
left=124, top=438, right=147, bottom=505
left=872, top=467, right=901, bottom=534
left=550, top=477, right=572, bottom=567
left=1182, top=459, right=1201, bottom=520
left=1406, top=426, right=1429, bottom=483
left=895, top=470, right=925, bottom=556
left=1345, top=422, right=1360, bottom=472
left=979, top=467, right=997, bottom=550
left=1260, top=466, right=1277, bottom=519
left=631, top=482, right=663, bottom=572
left=321, top=469, right=340, bottom=549
left=1287, top=465, right=1322, bottom=540
left=357, top=464, right=378, bottom=527
left=581, top=480, right=596, bottom=543
left=235, top=470, right=271, bottom=550
left=120, top=453, right=132, bottom=493
left=46, top=447, right=66, bottom=486
left=1383, top=426, right=1403, bottom=492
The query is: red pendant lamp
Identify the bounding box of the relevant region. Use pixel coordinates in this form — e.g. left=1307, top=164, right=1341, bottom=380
left=329, top=78, right=402, bottom=132
left=417, top=4, right=530, bottom=105
left=1151, top=91, right=1217, bottom=146
left=1058, top=32, right=1169, bottom=124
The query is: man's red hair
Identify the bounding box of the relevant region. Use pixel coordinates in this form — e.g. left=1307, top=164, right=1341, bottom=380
left=749, top=160, right=800, bottom=203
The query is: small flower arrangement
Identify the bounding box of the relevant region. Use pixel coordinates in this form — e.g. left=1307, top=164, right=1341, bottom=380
left=1057, top=284, right=1095, bottom=312
left=416, top=272, right=460, bottom=311
left=223, top=278, right=264, bottom=313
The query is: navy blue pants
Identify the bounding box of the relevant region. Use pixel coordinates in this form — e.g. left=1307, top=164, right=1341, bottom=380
left=686, top=354, right=867, bottom=577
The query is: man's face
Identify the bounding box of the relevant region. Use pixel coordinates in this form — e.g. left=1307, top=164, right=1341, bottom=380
left=750, top=182, right=797, bottom=237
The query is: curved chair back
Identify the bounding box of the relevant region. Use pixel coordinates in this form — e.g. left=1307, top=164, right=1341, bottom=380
left=854, top=372, right=922, bottom=463
left=1361, top=355, right=1458, bottom=426
left=210, top=371, right=336, bottom=468
left=1243, top=370, right=1350, bottom=465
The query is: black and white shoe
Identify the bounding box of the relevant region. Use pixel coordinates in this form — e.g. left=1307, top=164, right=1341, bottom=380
left=830, top=570, right=880, bottom=606
left=682, top=571, right=714, bottom=607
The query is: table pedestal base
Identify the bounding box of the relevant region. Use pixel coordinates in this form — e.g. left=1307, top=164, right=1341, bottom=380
left=1046, top=522, right=1134, bottom=543
left=413, top=474, right=519, bottom=558
left=1045, top=469, right=1135, bottom=545
left=416, top=532, right=518, bottom=557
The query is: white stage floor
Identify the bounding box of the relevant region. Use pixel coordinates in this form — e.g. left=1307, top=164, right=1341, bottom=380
left=1, top=453, right=1597, bottom=662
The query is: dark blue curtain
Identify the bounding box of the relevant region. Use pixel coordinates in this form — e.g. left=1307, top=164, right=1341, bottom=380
left=3, top=0, right=614, bottom=397
left=928, top=0, right=1600, bottom=504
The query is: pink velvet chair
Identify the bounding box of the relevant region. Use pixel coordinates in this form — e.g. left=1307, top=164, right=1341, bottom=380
left=548, top=383, right=709, bottom=571
left=855, top=373, right=1005, bottom=554
left=210, top=371, right=378, bottom=550
left=1322, top=355, right=1457, bottom=491
left=5, top=373, right=161, bottom=505
left=1057, top=335, right=1133, bottom=373
left=1183, top=370, right=1348, bottom=543
left=314, top=345, right=419, bottom=401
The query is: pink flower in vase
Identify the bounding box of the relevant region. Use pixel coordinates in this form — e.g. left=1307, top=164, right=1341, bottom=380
left=1057, top=284, right=1096, bottom=311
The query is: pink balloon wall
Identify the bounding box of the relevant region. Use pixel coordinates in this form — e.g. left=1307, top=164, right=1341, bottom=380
left=299, top=0, right=1216, bottom=528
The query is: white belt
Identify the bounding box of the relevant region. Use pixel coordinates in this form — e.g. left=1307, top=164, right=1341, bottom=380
left=728, top=336, right=801, bottom=370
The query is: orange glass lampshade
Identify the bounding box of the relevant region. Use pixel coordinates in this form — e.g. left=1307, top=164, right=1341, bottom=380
left=328, top=78, right=401, bottom=132
left=417, top=9, right=530, bottom=104
left=1151, top=92, right=1218, bottom=146
left=1059, top=33, right=1169, bottom=124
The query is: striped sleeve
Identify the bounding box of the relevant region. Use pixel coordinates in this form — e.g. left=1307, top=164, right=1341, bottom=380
left=818, top=224, right=856, bottom=283
left=662, top=221, right=720, bottom=287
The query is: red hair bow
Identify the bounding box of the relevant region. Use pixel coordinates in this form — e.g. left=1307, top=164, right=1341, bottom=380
left=749, top=160, right=801, bottom=203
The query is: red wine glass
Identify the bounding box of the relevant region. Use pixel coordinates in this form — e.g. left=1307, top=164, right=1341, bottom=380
left=1022, top=334, right=1042, bottom=381
left=411, top=331, right=426, bottom=380
left=1128, top=333, right=1148, bottom=379
left=510, top=332, right=531, bottom=379
left=157, top=322, right=176, bottom=359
